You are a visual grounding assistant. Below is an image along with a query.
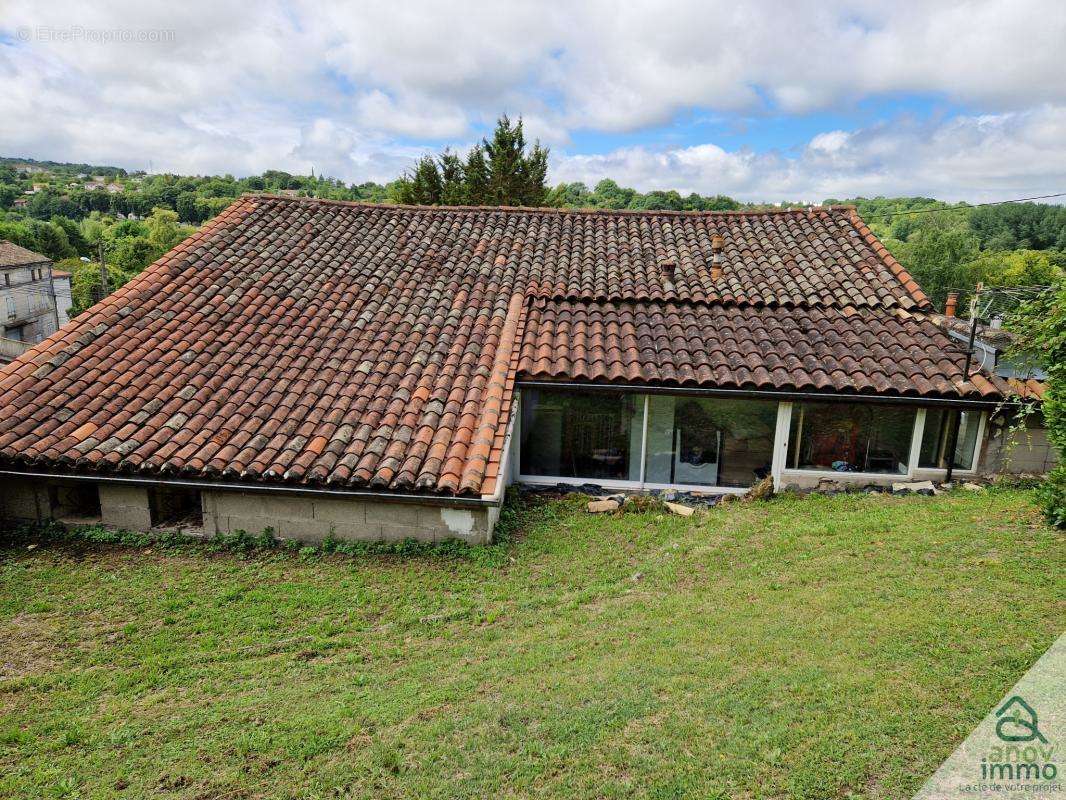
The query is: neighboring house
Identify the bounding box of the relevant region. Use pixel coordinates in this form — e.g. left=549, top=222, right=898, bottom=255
left=0, top=241, right=63, bottom=364
left=932, top=303, right=1057, bottom=475
left=0, top=197, right=1043, bottom=542
left=51, top=270, right=73, bottom=327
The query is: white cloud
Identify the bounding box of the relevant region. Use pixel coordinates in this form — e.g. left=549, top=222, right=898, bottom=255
left=552, top=106, right=1066, bottom=203
left=0, top=0, right=1065, bottom=198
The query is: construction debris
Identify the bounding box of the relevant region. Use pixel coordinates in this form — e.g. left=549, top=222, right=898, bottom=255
left=664, top=501, right=695, bottom=517
left=745, top=476, right=775, bottom=501
left=891, top=480, right=936, bottom=495
left=587, top=498, right=621, bottom=514
left=962, top=482, right=985, bottom=491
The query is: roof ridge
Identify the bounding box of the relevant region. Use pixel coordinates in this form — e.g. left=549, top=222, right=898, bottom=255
left=246, top=192, right=858, bottom=219
left=846, top=207, right=931, bottom=309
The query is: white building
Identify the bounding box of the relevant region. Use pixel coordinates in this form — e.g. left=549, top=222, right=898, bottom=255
left=0, top=241, right=67, bottom=364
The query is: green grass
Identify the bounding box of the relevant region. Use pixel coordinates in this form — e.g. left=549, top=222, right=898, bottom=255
left=0, top=488, right=1062, bottom=799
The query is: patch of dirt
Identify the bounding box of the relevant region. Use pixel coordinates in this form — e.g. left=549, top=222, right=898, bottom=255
left=0, top=612, right=62, bottom=680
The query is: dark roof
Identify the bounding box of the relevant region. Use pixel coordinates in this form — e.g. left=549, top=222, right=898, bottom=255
left=0, top=241, right=51, bottom=268
left=0, top=196, right=1003, bottom=497
left=520, top=298, right=1010, bottom=399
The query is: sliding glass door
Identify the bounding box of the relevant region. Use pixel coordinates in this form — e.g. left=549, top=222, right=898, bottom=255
left=519, top=389, right=643, bottom=481
left=519, top=389, right=776, bottom=489
left=644, top=395, right=776, bottom=487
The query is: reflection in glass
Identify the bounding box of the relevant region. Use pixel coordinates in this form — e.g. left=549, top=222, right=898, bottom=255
left=520, top=389, right=642, bottom=480
left=919, top=408, right=981, bottom=470
left=788, top=402, right=915, bottom=474
left=644, top=396, right=776, bottom=487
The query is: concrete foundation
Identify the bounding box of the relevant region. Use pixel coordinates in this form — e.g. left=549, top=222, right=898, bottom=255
left=200, top=489, right=496, bottom=544
left=0, top=478, right=499, bottom=544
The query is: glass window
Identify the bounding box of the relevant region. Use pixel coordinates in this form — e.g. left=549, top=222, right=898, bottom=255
left=788, top=402, right=915, bottom=474
left=520, top=389, right=642, bottom=481
left=919, top=408, right=981, bottom=470
left=644, top=395, right=776, bottom=487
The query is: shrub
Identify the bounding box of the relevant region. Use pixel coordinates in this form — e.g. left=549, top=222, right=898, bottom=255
left=1034, top=467, right=1066, bottom=529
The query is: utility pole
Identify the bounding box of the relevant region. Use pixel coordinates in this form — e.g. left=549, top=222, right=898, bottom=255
left=944, top=282, right=982, bottom=483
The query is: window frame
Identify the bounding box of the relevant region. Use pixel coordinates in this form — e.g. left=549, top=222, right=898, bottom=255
left=784, top=400, right=919, bottom=477
left=515, top=387, right=989, bottom=492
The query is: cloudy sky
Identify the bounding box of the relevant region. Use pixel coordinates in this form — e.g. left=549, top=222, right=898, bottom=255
left=2, top=0, right=1065, bottom=203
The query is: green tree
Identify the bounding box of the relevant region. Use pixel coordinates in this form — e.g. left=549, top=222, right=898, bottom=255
left=482, top=115, right=548, bottom=206
left=145, top=207, right=190, bottom=252
left=1007, top=281, right=1066, bottom=527
left=394, top=155, right=443, bottom=205
left=893, top=217, right=980, bottom=311
left=0, top=184, right=17, bottom=208
left=50, top=215, right=89, bottom=257
left=110, top=237, right=158, bottom=272
left=67, top=258, right=136, bottom=315
left=439, top=150, right=466, bottom=206
left=463, top=145, right=489, bottom=205
left=26, top=219, right=76, bottom=261
left=964, top=249, right=1064, bottom=291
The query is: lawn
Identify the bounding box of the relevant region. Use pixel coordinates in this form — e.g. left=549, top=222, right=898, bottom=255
left=0, top=488, right=1062, bottom=800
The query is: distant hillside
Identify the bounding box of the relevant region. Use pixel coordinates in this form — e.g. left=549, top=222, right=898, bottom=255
left=1, top=155, right=1063, bottom=315
left=0, top=156, right=128, bottom=179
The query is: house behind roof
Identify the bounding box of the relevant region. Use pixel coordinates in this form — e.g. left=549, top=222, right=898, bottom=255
left=0, top=196, right=1050, bottom=543
left=932, top=298, right=1056, bottom=475
left=0, top=241, right=66, bottom=365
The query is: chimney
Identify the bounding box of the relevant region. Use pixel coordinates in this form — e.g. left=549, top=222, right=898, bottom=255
left=710, top=234, right=725, bottom=281
left=945, top=292, right=958, bottom=318
left=660, top=260, right=676, bottom=288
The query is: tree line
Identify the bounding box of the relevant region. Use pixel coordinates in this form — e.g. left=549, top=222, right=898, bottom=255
left=2, top=115, right=1066, bottom=316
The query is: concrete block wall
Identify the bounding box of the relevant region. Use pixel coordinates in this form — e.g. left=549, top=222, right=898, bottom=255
left=0, top=478, right=50, bottom=523
left=202, top=490, right=496, bottom=544
left=1, top=478, right=500, bottom=544
left=981, top=426, right=1058, bottom=476
left=778, top=470, right=904, bottom=491
left=98, top=484, right=152, bottom=530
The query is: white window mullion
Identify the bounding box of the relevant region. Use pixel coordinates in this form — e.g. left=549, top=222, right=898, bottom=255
left=638, top=394, right=649, bottom=487
left=771, top=401, right=793, bottom=491
left=907, top=408, right=926, bottom=479
left=970, top=411, right=988, bottom=474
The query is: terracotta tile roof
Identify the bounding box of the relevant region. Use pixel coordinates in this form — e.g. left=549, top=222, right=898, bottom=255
left=1006, top=377, right=1047, bottom=400
left=0, top=240, right=51, bottom=268
left=519, top=298, right=1011, bottom=400
left=0, top=196, right=1004, bottom=496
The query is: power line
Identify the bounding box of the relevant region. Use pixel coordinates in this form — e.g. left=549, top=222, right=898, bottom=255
left=870, top=192, right=1066, bottom=220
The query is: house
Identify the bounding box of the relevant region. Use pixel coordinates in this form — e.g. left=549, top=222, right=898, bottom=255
left=0, top=241, right=64, bottom=364
left=51, top=270, right=73, bottom=328
left=932, top=298, right=1056, bottom=475
left=0, top=197, right=1040, bottom=543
